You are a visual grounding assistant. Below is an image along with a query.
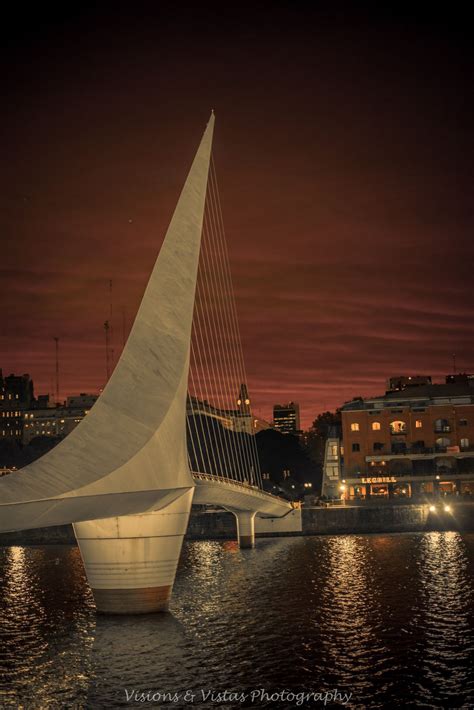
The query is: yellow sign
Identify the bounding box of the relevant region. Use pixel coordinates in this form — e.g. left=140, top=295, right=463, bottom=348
left=361, top=476, right=397, bottom=484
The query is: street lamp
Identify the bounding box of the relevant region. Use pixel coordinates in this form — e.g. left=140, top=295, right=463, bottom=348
left=339, top=483, right=346, bottom=505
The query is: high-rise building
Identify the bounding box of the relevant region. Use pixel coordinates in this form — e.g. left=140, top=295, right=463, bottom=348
left=273, top=402, right=300, bottom=435
left=0, top=370, right=34, bottom=441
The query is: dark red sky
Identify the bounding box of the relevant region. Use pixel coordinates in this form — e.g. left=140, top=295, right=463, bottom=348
left=1, top=4, right=473, bottom=428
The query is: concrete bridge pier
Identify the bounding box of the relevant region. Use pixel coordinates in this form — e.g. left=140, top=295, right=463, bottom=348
left=232, top=510, right=257, bottom=548
left=73, top=488, right=194, bottom=614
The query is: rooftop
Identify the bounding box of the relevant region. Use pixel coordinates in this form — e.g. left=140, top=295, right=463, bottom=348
left=342, top=381, right=474, bottom=411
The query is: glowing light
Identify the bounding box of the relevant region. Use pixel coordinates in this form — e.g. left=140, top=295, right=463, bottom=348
left=444, top=505, right=452, bottom=513
left=429, top=505, right=436, bottom=512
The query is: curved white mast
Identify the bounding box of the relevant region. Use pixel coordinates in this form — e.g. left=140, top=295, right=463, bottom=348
left=0, top=113, right=215, bottom=533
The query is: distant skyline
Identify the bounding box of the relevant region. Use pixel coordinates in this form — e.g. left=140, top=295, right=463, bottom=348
left=1, top=5, right=473, bottom=428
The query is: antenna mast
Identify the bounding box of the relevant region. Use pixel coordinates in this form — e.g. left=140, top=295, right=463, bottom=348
left=53, top=337, right=60, bottom=403
left=121, top=306, right=126, bottom=348
left=109, top=279, right=114, bottom=368
left=104, top=321, right=111, bottom=380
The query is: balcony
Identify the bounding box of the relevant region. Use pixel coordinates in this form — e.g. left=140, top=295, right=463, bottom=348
left=366, top=445, right=474, bottom=462
left=434, top=425, right=451, bottom=433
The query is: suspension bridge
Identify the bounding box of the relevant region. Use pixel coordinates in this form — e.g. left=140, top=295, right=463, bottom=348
left=0, top=113, right=293, bottom=614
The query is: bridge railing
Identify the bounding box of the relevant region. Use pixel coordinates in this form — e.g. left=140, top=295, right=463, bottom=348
left=191, top=471, right=297, bottom=507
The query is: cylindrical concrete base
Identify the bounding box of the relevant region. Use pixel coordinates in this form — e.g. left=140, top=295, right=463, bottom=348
left=73, top=488, right=194, bottom=614
left=234, top=510, right=256, bottom=549
left=92, top=585, right=172, bottom=614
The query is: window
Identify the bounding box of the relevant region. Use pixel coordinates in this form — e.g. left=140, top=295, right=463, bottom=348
left=371, top=422, right=381, bottom=431
left=459, top=419, right=468, bottom=426
left=435, top=437, right=450, bottom=448
left=415, top=420, right=422, bottom=428
left=351, top=423, right=359, bottom=432
left=373, top=442, right=384, bottom=451
left=392, top=442, right=407, bottom=454
left=331, top=444, right=338, bottom=456
left=389, top=420, right=406, bottom=434
left=460, top=438, right=469, bottom=449
left=434, top=418, right=450, bottom=433
left=352, top=443, right=360, bottom=452
left=413, top=440, right=425, bottom=451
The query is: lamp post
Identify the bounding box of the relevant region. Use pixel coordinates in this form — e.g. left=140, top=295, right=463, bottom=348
left=339, top=483, right=346, bottom=506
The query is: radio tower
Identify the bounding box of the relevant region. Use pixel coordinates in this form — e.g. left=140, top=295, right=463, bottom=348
left=104, top=321, right=111, bottom=380
left=109, top=279, right=114, bottom=368
left=53, top=337, right=60, bottom=403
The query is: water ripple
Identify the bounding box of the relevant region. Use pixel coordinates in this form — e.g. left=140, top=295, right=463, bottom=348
left=0, top=533, right=472, bottom=708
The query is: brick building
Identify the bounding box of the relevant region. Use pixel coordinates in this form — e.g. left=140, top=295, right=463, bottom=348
left=339, top=374, right=474, bottom=500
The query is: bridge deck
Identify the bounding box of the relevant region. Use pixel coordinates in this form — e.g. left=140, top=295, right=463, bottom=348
left=192, top=472, right=294, bottom=517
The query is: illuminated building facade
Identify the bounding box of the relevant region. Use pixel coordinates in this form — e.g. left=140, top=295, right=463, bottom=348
left=22, top=393, right=98, bottom=444
left=187, top=386, right=269, bottom=435
left=273, top=402, right=300, bottom=435
left=339, top=374, right=474, bottom=500
left=0, top=371, right=34, bottom=441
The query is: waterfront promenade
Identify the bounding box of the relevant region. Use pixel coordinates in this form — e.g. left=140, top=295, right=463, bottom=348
left=1, top=501, right=473, bottom=547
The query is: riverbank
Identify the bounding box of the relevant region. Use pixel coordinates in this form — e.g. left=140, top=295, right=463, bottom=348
left=0, top=501, right=472, bottom=546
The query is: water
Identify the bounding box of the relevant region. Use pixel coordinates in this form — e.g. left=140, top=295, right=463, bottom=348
left=0, top=533, right=473, bottom=709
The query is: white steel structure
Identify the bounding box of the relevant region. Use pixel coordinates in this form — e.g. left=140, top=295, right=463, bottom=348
left=0, top=114, right=291, bottom=613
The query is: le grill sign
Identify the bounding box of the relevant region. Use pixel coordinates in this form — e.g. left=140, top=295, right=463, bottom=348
left=360, top=476, right=397, bottom=484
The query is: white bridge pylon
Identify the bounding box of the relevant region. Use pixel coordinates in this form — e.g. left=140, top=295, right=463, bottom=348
left=0, top=114, right=292, bottom=614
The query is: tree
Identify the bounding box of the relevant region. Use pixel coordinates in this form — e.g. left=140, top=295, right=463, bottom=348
left=311, top=410, right=341, bottom=438
left=256, top=428, right=320, bottom=497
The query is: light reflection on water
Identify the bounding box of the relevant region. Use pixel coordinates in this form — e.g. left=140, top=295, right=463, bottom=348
left=0, top=533, right=473, bottom=708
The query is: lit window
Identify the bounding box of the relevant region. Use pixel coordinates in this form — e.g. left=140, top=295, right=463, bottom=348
left=371, top=422, right=381, bottom=431
left=415, top=420, right=422, bottom=428
left=351, top=423, right=359, bottom=431
left=331, top=444, right=338, bottom=456
left=390, top=420, right=406, bottom=434
left=460, top=438, right=469, bottom=449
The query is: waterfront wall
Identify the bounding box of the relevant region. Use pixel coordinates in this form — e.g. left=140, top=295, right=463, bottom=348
left=0, top=503, right=472, bottom=546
